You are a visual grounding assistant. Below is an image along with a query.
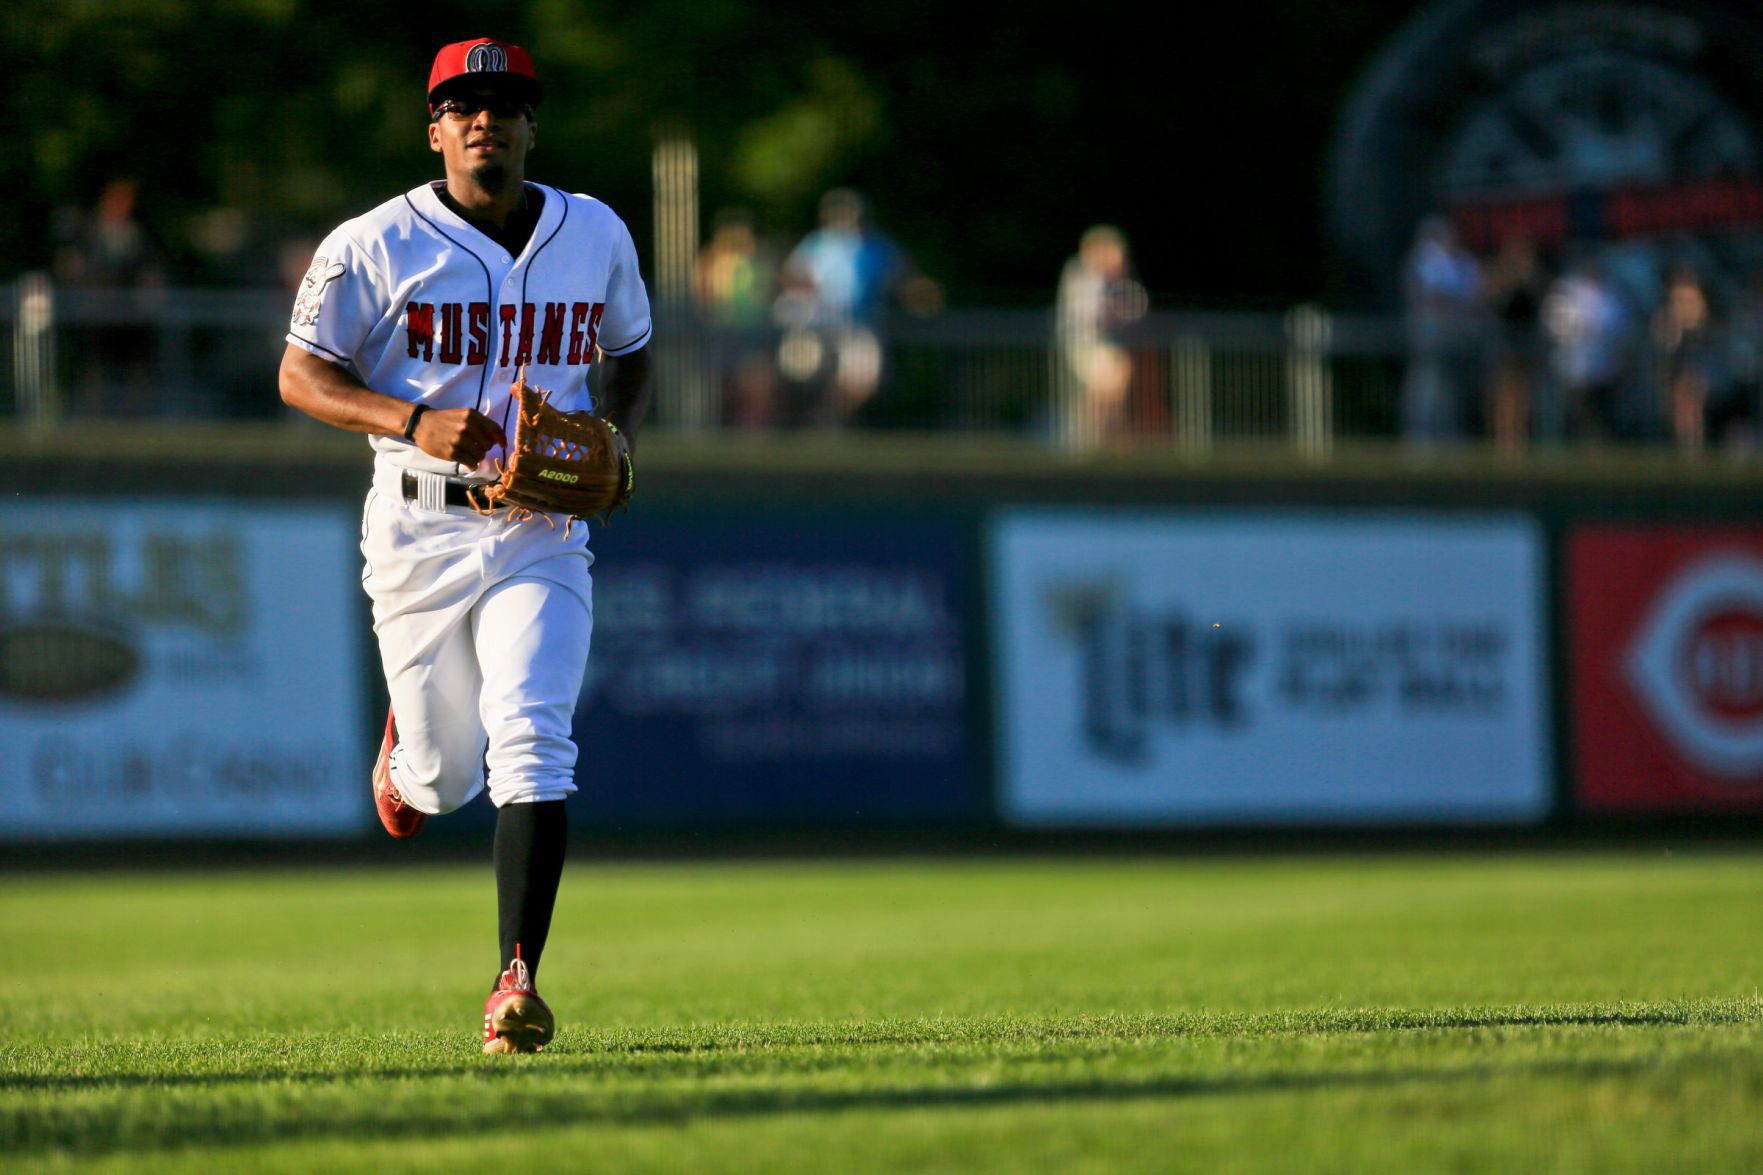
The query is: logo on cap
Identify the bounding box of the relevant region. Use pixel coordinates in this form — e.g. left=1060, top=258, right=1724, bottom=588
left=467, top=42, right=508, bottom=73
left=429, top=38, right=540, bottom=106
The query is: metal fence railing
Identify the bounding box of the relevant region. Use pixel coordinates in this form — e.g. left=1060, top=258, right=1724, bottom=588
left=5, top=276, right=1757, bottom=456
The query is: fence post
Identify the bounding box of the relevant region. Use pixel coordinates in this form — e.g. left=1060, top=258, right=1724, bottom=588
left=1287, top=303, right=1332, bottom=459
left=1049, top=321, right=1094, bottom=452
left=13, top=272, right=59, bottom=425
left=162, top=290, right=200, bottom=416
left=651, top=134, right=714, bottom=431
left=1173, top=335, right=1212, bottom=457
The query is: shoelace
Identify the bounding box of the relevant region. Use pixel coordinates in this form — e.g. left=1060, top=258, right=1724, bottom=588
left=379, top=744, right=409, bottom=808
left=499, top=944, right=533, bottom=993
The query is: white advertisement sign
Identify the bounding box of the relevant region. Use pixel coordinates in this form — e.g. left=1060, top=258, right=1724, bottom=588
left=0, top=500, right=366, bottom=838
left=992, top=511, right=1551, bottom=825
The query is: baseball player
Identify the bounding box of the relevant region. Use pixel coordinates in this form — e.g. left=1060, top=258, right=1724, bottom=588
left=278, top=37, right=652, bottom=1053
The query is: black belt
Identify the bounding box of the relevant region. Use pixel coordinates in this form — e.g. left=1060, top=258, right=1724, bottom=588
left=401, top=472, right=495, bottom=510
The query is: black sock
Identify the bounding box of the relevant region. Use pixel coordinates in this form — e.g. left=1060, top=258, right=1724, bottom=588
left=493, top=799, right=568, bottom=988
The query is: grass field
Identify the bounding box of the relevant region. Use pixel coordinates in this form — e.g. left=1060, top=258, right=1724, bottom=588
left=2, top=851, right=1760, bottom=1172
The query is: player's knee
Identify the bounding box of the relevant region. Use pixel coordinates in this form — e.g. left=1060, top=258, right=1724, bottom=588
left=483, top=725, right=577, bottom=808
left=393, top=736, right=486, bottom=815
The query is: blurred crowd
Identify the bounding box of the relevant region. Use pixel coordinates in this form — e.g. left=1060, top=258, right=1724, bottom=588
left=694, top=188, right=942, bottom=429
left=695, top=207, right=1152, bottom=442
left=49, top=180, right=166, bottom=418
left=32, top=175, right=1763, bottom=457
left=1400, top=216, right=1763, bottom=455
left=45, top=178, right=316, bottom=419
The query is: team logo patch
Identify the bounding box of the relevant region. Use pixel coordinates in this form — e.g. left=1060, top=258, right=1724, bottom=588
left=1627, top=554, right=1763, bottom=779
left=467, top=43, right=508, bottom=73
left=291, top=256, right=347, bottom=328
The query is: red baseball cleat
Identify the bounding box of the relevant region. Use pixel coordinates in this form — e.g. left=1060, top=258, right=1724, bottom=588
left=483, top=946, right=555, bottom=1054
left=372, top=708, right=426, bottom=839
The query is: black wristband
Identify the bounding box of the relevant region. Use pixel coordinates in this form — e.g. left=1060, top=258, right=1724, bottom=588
left=401, top=403, right=428, bottom=441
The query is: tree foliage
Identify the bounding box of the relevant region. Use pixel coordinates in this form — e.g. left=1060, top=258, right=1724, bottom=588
left=2, top=0, right=1417, bottom=303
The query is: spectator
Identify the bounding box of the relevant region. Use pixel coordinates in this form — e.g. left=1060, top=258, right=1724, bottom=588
left=1482, top=236, right=1548, bottom=454
left=1054, top=225, right=1149, bottom=446
left=1541, top=257, right=1633, bottom=442
left=51, top=179, right=166, bottom=417
left=1653, top=261, right=1716, bottom=453
left=774, top=189, right=941, bottom=427
left=1399, top=216, right=1483, bottom=444
left=694, top=208, right=780, bottom=429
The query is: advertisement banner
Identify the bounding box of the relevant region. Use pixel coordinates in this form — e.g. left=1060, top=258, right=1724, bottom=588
left=992, top=511, right=1550, bottom=826
left=569, top=514, right=979, bottom=827
left=0, top=500, right=366, bottom=838
left=1571, top=527, right=1763, bottom=812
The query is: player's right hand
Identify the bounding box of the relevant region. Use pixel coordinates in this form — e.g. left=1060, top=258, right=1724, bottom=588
left=413, top=408, right=508, bottom=468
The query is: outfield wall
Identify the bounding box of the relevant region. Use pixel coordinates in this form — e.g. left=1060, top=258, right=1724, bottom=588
left=4, top=430, right=1762, bottom=839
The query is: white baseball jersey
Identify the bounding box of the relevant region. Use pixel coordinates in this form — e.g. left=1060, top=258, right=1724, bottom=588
left=287, top=180, right=649, bottom=814
left=287, top=180, right=652, bottom=480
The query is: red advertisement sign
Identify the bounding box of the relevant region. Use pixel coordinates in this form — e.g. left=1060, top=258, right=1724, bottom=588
left=1572, top=527, right=1763, bottom=812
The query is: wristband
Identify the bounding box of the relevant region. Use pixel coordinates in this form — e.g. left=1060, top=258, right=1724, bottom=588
left=402, top=403, right=428, bottom=441
left=604, top=420, right=636, bottom=497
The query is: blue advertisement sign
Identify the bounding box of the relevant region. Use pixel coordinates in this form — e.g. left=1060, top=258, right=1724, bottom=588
left=0, top=500, right=366, bottom=840
left=568, top=513, right=980, bottom=827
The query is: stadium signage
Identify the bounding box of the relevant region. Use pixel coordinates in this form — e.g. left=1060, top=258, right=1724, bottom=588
left=1063, top=592, right=1519, bottom=768
left=1327, top=0, right=1763, bottom=307
left=1043, top=587, right=1254, bottom=762
left=564, top=516, right=980, bottom=828
left=1572, top=528, right=1763, bottom=811
left=1626, top=555, right=1763, bottom=777
left=0, top=526, right=246, bottom=705
left=0, top=501, right=365, bottom=839
left=0, top=622, right=138, bottom=702
left=0, top=529, right=247, bottom=634
left=1452, top=177, right=1763, bottom=252
left=992, top=512, right=1551, bottom=826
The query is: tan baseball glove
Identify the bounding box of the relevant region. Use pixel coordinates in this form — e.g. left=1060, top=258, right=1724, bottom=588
left=474, top=367, right=634, bottom=525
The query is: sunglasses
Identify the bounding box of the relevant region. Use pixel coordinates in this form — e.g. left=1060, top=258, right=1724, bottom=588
left=431, top=96, right=532, bottom=121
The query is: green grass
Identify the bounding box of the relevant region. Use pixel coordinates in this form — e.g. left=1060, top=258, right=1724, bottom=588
left=2, top=853, right=1760, bottom=1172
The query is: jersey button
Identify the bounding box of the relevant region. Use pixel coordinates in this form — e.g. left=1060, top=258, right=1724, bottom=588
left=503, top=256, right=512, bottom=264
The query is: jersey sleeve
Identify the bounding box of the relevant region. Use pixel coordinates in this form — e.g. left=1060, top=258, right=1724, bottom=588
left=285, top=231, right=387, bottom=367
left=595, top=219, right=653, bottom=357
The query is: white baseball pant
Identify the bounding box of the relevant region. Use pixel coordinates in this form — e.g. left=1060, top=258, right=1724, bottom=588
left=361, top=467, right=593, bottom=814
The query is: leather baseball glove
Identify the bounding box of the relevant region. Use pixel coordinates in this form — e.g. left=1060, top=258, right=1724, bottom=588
left=474, top=367, right=634, bottom=525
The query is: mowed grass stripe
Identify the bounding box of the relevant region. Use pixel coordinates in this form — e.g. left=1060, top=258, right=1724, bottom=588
left=7, top=999, right=1762, bottom=1083
left=5, top=1013, right=1761, bottom=1157
left=1, top=854, right=1759, bottom=1170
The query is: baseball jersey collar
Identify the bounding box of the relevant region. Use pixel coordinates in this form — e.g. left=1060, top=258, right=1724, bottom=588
left=413, top=181, right=561, bottom=263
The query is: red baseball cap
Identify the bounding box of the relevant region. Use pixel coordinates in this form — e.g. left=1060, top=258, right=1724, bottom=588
left=427, top=38, right=543, bottom=108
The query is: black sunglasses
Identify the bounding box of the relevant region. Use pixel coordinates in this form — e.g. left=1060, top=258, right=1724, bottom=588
left=431, top=96, right=532, bottom=121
